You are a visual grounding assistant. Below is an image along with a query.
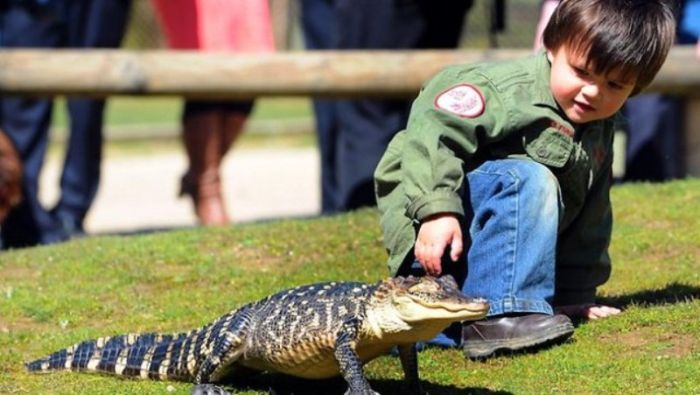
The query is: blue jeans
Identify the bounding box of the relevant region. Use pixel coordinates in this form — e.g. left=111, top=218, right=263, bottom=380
left=427, top=159, right=563, bottom=347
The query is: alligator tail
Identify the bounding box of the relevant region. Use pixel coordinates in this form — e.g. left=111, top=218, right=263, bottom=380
left=25, top=330, right=200, bottom=380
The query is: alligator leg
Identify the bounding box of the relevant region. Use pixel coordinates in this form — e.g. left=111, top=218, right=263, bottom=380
left=192, top=310, right=251, bottom=394
left=334, top=318, right=379, bottom=395
left=190, top=333, right=243, bottom=395
left=397, top=344, right=427, bottom=395
left=190, top=383, right=231, bottom=395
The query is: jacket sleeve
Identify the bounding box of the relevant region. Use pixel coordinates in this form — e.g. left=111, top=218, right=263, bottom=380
left=400, top=66, right=510, bottom=222
left=554, top=154, right=614, bottom=306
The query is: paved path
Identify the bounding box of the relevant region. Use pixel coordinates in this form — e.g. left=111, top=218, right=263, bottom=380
left=40, top=147, right=321, bottom=235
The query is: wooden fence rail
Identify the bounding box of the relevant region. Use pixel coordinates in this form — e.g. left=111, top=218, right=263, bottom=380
left=0, top=48, right=698, bottom=98
left=1, top=47, right=699, bottom=175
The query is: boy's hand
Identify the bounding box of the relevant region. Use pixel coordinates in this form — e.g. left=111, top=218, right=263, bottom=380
left=556, top=303, right=622, bottom=320
left=415, top=213, right=463, bottom=276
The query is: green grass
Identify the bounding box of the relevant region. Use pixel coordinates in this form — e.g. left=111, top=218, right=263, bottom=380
left=47, top=96, right=316, bottom=153
left=1, top=180, right=699, bottom=394
left=50, top=96, right=313, bottom=129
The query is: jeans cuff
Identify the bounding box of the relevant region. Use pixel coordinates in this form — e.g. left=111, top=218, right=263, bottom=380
left=487, top=296, right=554, bottom=316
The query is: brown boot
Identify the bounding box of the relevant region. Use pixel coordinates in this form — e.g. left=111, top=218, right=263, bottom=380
left=180, top=111, right=230, bottom=226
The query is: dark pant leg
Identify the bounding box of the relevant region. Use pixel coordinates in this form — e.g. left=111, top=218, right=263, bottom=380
left=417, top=0, right=472, bottom=48
left=58, top=99, right=106, bottom=226
left=623, top=94, right=684, bottom=182
left=300, top=0, right=341, bottom=213
left=0, top=98, right=64, bottom=247
left=334, top=99, right=411, bottom=210
left=55, top=0, right=131, bottom=227
left=0, top=5, right=67, bottom=247
left=332, top=0, right=471, bottom=211
left=330, top=0, right=415, bottom=211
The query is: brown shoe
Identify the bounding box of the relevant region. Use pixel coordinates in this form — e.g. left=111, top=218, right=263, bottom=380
left=462, top=313, right=574, bottom=359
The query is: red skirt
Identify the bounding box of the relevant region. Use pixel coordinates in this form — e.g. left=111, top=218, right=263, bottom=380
left=151, top=0, right=275, bottom=52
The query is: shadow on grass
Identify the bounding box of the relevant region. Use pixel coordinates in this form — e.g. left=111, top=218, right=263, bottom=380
left=225, top=373, right=511, bottom=395
left=562, top=282, right=700, bottom=327
left=600, top=282, right=700, bottom=309
left=92, top=213, right=324, bottom=237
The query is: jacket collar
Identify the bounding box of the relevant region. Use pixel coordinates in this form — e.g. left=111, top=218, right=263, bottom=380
left=533, top=49, right=561, bottom=110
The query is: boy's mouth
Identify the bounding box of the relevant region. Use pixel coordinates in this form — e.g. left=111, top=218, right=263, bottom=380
left=573, top=100, right=595, bottom=113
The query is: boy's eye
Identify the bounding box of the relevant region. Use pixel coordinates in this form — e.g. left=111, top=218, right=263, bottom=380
left=573, top=66, right=589, bottom=77
left=608, top=82, right=624, bottom=90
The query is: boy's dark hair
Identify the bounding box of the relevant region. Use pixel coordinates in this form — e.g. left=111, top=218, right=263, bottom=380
left=543, top=0, right=676, bottom=94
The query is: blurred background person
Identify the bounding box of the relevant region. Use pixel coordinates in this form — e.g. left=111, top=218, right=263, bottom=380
left=300, top=0, right=474, bottom=215
left=151, top=0, right=275, bottom=226
left=623, top=0, right=699, bottom=182
left=0, top=0, right=132, bottom=248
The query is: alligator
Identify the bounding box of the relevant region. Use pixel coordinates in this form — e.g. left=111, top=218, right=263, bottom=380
left=26, top=275, right=488, bottom=395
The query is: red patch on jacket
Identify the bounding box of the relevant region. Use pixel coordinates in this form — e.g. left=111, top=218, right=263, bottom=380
left=434, top=84, right=485, bottom=118
left=550, top=120, right=574, bottom=137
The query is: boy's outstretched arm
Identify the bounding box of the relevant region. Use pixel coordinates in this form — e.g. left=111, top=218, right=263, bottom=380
left=415, top=213, right=463, bottom=276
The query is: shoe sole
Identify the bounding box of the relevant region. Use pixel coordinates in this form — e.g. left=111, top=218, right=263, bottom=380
left=463, top=321, right=575, bottom=359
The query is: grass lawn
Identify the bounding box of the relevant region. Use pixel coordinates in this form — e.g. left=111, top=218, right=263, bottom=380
left=50, top=96, right=314, bottom=135
left=1, top=180, right=699, bottom=394
left=46, top=96, right=317, bottom=156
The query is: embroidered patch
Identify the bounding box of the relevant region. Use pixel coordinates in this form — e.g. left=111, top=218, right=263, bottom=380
left=549, top=119, right=574, bottom=137
left=434, top=84, right=485, bottom=118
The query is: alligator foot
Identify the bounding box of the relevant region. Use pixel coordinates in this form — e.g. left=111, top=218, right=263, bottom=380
left=343, top=389, right=380, bottom=395
left=191, top=384, right=232, bottom=395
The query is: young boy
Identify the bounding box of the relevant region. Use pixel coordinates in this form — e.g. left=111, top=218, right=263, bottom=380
left=374, top=0, right=676, bottom=358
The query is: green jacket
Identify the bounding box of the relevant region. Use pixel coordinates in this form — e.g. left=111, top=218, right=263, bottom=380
left=374, top=51, right=616, bottom=306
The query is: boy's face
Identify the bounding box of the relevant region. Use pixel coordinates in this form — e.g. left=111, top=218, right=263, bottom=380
left=547, top=44, right=635, bottom=124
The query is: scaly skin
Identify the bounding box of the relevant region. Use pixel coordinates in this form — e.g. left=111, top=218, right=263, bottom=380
left=26, top=275, right=488, bottom=394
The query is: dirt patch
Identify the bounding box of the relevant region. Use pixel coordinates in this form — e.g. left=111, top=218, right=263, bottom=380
left=228, top=243, right=287, bottom=271
left=0, top=316, right=47, bottom=334
left=653, top=332, right=697, bottom=358
left=603, top=328, right=697, bottom=358
left=0, top=266, right=42, bottom=282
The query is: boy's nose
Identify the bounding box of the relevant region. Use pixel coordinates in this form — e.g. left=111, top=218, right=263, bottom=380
left=581, top=83, right=600, bottom=100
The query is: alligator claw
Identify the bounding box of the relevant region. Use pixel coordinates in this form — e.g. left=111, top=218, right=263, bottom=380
left=190, top=384, right=231, bottom=395
left=343, top=389, right=381, bottom=395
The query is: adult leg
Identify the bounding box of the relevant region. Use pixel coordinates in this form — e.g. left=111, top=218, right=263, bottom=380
left=300, top=0, right=341, bottom=214
left=180, top=101, right=252, bottom=225
left=0, top=5, right=66, bottom=247
left=334, top=99, right=411, bottom=210
left=623, top=94, right=684, bottom=181
left=417, top=0, right=472, bottom=49
left=332, top=0, right=472, bottom=211
left=331, top=0, right=420, bottom=211
left=622, top=94, right=684, bottom=182
left=57, top=98, right=105, bottom=235
left=55, top=0, right=131, bottom=234
left=180, top=104, right=228, bottom=225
